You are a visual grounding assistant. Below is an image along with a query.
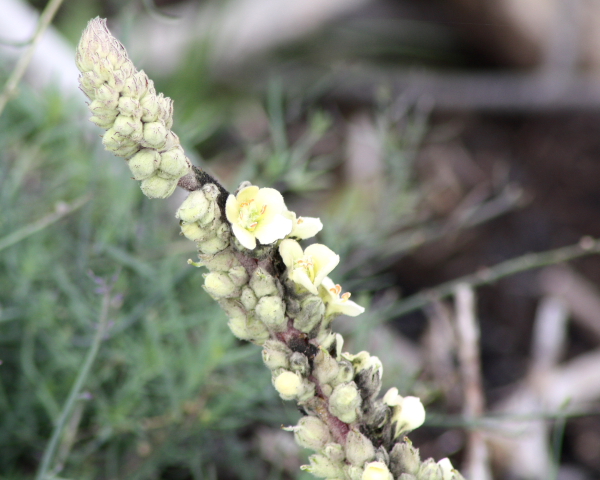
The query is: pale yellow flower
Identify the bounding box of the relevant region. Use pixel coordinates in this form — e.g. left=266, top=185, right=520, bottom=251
left=383, top=387, right=426, bottom=437
left=279, top=239, right=339, bottom=295
left=319, top=277, right=365, bottom=317
left=226, top=186, right=292, bottom=250
left=362, top=461, right=393, bottom=480
left=283, top=210, right=323, bottom=240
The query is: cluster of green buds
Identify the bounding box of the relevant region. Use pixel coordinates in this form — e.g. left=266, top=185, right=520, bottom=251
left=76, top=18, right=192, bottom=199
left=76, top=18, right=466, bottom=480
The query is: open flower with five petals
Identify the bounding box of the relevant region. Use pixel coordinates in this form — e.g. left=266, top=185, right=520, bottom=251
left=226, top=185, right=293, bottom=250
left=279, top=239, right=339, bottom=295
left=319, top=277, right=365, bottom=317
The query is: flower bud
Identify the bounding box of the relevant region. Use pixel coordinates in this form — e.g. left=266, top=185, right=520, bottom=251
left=313, top=349, right=340, bottom=385
left=90, top=113, right=117, bottom=129
left=203, top=271, right=238, bottom=298
left=334, top=359, right=354, bottom=386
left=240, top=286, right=258, bottom=311
left=273, top=371, right=302, bottom=400
left=345, top=465, right=365, bottom=480
left=249, top=268, right=279, bottom=298
left=117, top=96, right=142, bottom=118
left=289, top=352, right=309, bottom=375
left=142, top=121, right=167, bottom=149
left=198, top=250, right=238, bottom=272
left=438, top=459, right=457, bottom=480
left=140, top=175, right=177, bottom=199
left=389, top=442, right=421, bottom=477
left=329, top=382, right=361, bottom=424
left=323, top=442, right=345, bottom=462
left=159, top=147, right=189, bottom=179
left=226, top=312, right=269, bottom=344
left=197, top=235, right=229, bottom=255
left=293, top=295, right=325, bottom=333
left=177, top=190, right=211, bottom=224
left=398, top=474, right=417, bottom=480
left=417, top=459, right=443, bottom=480
left=180, top=223, right=211, bottom=242
left=301, top=454, right=345, bottom=479
left=261, top=340, right=291, bottom=370
left=362, top=462, right=393, bottom=480
left=345, top=429, right=375, bottom=467
left=113, top=114, right=142, bottom=139
left=228, top=265, right=249, bottom=287
left=286, top=415, right=332, bottom=451
left=128, top=149, right=160, bottom=180
left=141, top=94, right=160, bottom=122
left=255, top=295, right=286, bottom=331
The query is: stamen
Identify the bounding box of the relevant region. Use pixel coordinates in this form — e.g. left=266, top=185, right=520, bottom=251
left=297, top=218, right=304, bottom=224
left=260, top=205, right=267, bottom=215
left=341, top=292, right=351, bottom=302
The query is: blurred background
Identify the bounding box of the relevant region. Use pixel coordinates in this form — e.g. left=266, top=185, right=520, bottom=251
left=2, top=0, right=600, bottom=478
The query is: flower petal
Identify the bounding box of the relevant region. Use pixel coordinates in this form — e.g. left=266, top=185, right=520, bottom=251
left=291, top=269, right=319, bottom=295
left=336, top=299, right=365, bottom=317
left=305, top=244, right=339, bottom=287
left=291, top=216, right=323, bottom=240
left=232, top=223, right=257, bottom=249
left=225, top=194, right=239, bottom=224
left=236, top=185, right=259, bottom=204
left=279, top=239, right=303, bottom=269
left=255, top=187, right=287, bottom=221
left=255, top=214, right=293, bottom=245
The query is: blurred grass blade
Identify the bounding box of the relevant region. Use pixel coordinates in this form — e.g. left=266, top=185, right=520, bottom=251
left=0, top=195, right=90, bottom=253
left=35, top=290, right=111, bottom=480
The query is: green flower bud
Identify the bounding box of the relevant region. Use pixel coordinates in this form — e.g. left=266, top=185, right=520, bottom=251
left=198, top=250, right=238, bottom=272
left=128, top=149, right=160, bottom=180
left=180, top=222, right=211, bottom=242
left=95, top=83, right=119, bottom=105
left=113, top=114, right=143, bottom=141
left=329, top=382, right=361, bottom=424
left=334, top=360, right=354, bottom=386
left=293, top=295, right=325, bottom=333
left=140, top=175, right=177, bottom=199
left=228, top=314, right=270, bottom=345
left=141, top=94, right=160, bottom=122
left=417, top=459, right=442, bottom=480
left=80, top=70, right=104, bottom=93
left=102, top=127, right=125, bottom=151
left=301, top=454, right=345, bottom=479
left=157, top=94, right=174, bottom=128
left=197, top=235, right=229, bottom=255
left=261, top=340, right=291, bottom=370
left=240, top=286, right=258, bottom=311
left=255, top=295, right=286, bottom=331
left=161, top=131, right=180, bottom=152
left=313, top=349, right=340, bottom=385
left=228, top=265, right=249, bottom=287
left=323, top=443, right=345, bottom=462
left=286, top=416, right=332, bottom=451
left=218, top=298, right=246, bottom=321
left=289, top=352, right=309, bottom=376
left=176, top=190, right=210, bottom=223
left=159, top=146, right=189, bottom=179
left=142, top=121, right=167, bottom=149
left=203, top=271, right=238, bottom=299
left=315, top=329, right=336, bottom=351
left=89, top=101, right=116, bottom=117
left=113, top=142, right=140, bottom=158
left=122, top=71, right=148, bottom=98
left=345, top=429, right=376, bottom=467
left=362, top=461, right=393, bottom=480
left=249, top=268, right=279, bottom=298
left=117, top=96, right=142, bottom=118
left=345, top=465, right=364, bottom=480
left=90, top=113, right=117, bottom=129
left=321, top=384, right=333, bottom=397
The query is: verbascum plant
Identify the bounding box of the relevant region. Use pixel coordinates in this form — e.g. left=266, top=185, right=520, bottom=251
left=76, top=18, right=465, bottom=480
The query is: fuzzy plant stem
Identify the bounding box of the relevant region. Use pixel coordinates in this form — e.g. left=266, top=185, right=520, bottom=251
left=75, top=18, right=464, bottom=480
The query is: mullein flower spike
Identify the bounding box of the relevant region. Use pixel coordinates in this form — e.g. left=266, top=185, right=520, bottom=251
left=77, top=18, right=466, bottom=480
left=76, top=17, right=191, bottom=198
